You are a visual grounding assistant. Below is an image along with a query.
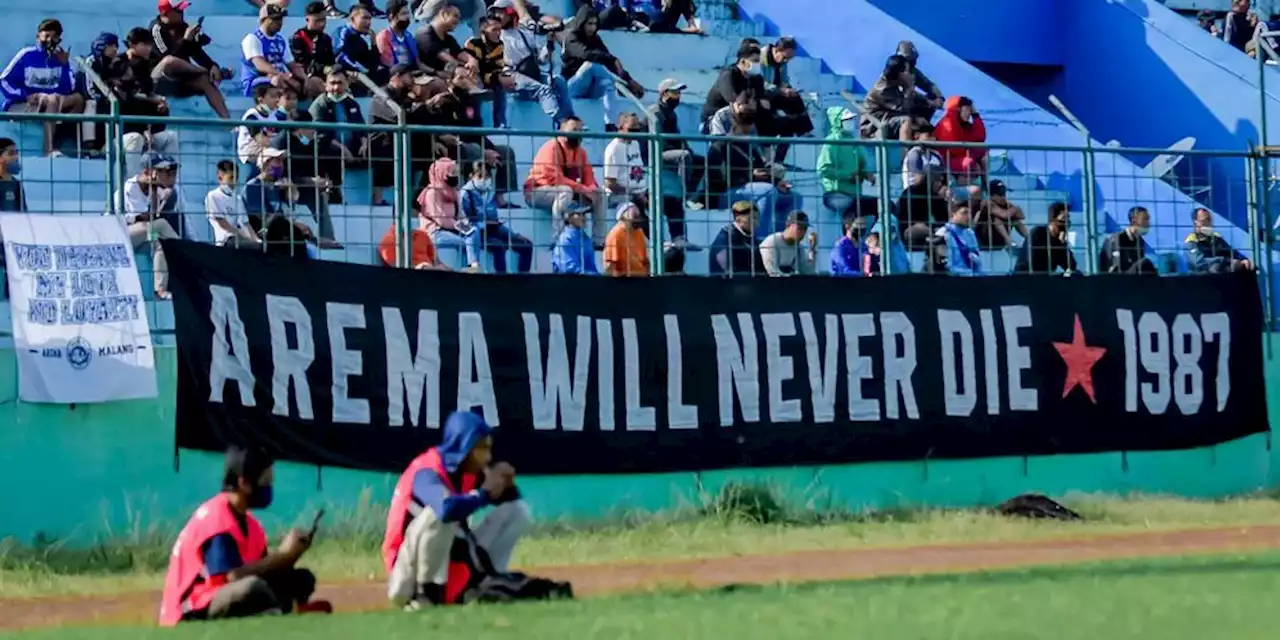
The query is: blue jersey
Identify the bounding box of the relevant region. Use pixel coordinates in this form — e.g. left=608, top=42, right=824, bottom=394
left=240, top=29, right=292, bottom=96
left=0, top=45, right=74, bottom=110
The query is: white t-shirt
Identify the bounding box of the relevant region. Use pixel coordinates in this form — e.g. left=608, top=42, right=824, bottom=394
left=241, top=32, right=293, bottom=69
left=205, top=185, right=243, bottom=246
left=603, top=138, right=646, bottom=194
left=237, top=106, right=288, bottom=164
left=109, top=176, right=185, bottom=225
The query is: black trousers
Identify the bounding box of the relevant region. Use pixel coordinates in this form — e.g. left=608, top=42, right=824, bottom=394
left=183, top=568, right=316, bottom=621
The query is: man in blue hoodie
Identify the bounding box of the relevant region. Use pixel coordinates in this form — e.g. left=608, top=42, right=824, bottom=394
left=551, top=206, right=600, bottom=274
left=460, top=160, right=534, bottom=273
left=383, top=410, right=530, bottom=609
left=1, top=19, right=85, bottom=154
left=938, top=201, right=983, bottom=276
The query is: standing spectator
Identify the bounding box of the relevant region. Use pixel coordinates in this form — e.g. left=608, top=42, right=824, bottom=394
left=1, top=19, right=85, bottom=155
left=418, top=157, right=481, bottom=270
left=710, top=201, right=765, bottom=276
left=896, top=41, right=944, bottom=122
left=378, top=0, right=422, bottom=70
left=861, top=54, right=920, bottom=142
left=649, top=0, right=703, bottom=34
left=1185, top=207, right=1253, bottom=273
left=1225, top=0, right=1255, bottom=52
left=934, top=96, right=987, bottom=185
left=366, top=65, right=421, bottom=205
left=972, top=179, right=1029, bottom=248
left=648, top=78, right=706, bottom=210
left=604, top=201, right=651, bottom=276
left=758, top=37, right=813, bottom=163
left=111, top=153, right=184, bottom=297
left=416, top=4, right=477, bottom=77
left=561, top=7, right=645, bottom=132
left=270, top=113, right=341, bottom=248
left=1099, top=206, right=1158, bottom=275
left=898, top=123, right=949, bottom=249
left=759, top=211, right=817, bottom=276
left=336, top=3, right=389, bottom=86
left=701, top=42, right=766, bottom=132
left=291, top=2, right=337, bottom=84
left=497, top=5, right=573, bottom=128
left=603, top=112, right=647, bottom=205
left=551, top=206, right=599, bottom=274
left=1015, top=201, right=1078, bottom=274
left=465, top=14, right=515, bottom=128
left=707, top=103, right=801, bottom=236
left=237, top=84, right=287, bottom=179
left=149, top=0, right=231, bottom=118
left=938, top=201, right=982, bottom=276
left=0, top=138, right=26, bottom=212
left=1198, top=9, right=1222, bottom=37
left=241, top=4, right=318, bottom=98
left=830, top=212, right=865, bottom=277
left=308, top=69, right=368, bottom=201
left=818, top=107, right=875, bottom=221
left=205, top=160, right=259, bottom=248
left=525, top=117, right=608, bottom=247
left=460, top=160, right=533, bottom=273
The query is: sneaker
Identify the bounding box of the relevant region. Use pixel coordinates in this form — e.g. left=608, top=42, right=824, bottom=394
left=604, top=123, right=619, bottom=133
left=296, top=600, right=333, bottom=615
left=685, top=199, right=705, bottom=211
left=326, top=4, right=349, bottom=18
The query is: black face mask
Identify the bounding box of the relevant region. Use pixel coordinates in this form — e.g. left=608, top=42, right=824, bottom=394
left=394, top=19, right=411, bottom=31
left=663, top=96, right=681, bottom=108
left=563, top=137, right=581, bottom=149
left=41, top=38, right=60, bottom=53
left=445, top=176, right=460, bottom=188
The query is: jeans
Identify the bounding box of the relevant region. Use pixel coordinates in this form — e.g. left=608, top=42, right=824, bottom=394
left=513, top=74, right=573, bottom=129
left=127, top=219, right=181, bottom=292
left=731, top=182, right=803, bottom=237
left=662, top=148, right=705, bottom=202
left=528, top=186, right=609, bottom=246
left=474, top=222, right=534, bottom=273
left=430, top=228, right=482, bottom=268
left=566, top=62, right=616, bottom=128
left=491, top=85, right=509, bottom=129
left=823, top=192, right=879, bottom=221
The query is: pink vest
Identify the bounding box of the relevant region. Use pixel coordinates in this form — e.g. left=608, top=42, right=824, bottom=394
left=158, top=493, right=268, bottom=626
left=382, top=449, right=478, bottom=584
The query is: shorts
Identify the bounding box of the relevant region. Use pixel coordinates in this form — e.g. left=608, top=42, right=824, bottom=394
left=154, top=78, right=203, bottom=99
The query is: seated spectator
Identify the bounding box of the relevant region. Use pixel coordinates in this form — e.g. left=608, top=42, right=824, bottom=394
left=862, top=232, right=882, bottom=276
left=1199, top=9, right=1222, bottom=37
left=1099, top=206, right=1158, bottom=275
left=663, top=245, right=687, bottom=274
left=244, top=147, right=328, bottom=255
left=707, top=104, right=801, bottom=236
left=1, top=19, right=86, bottom=155
left=551, top=206, right=599, bottom=274
left=707, top=91, right=758, bottom=136
left=702, top=42, right=765, bottom=133
left=149, top=1, right=231, bottom=118
left=649, top=0, right=703, bottom=34
left=465, top=14, right=515, bottom=128
left=369, top=65, right=431, bottom=205
left=760, top=211, right=816, bottom=276
left=860, top=54, right=922, bottom=142
left=897, top=123, right=949, bottom=248
left=328, top=0, right=387, bottom=19
left=1015, top=201, right=1078, bottom=275
left=237, top=84, right=288, bottom=179
left=562, top=7, right=646, bottom=132
left=1185, top=207, right=1253, bottom=273
left=866, top=210, right=910, bottom=275
left=497, top=5, right=573, bottom=128
left=336, top=4, right=389, bottom=87
left=595, top=0, right=654, bottom=30
left=710, top=201, right=766, bottom=276
left=206, top=160, right=259, bottom=248
left=291, top=2, right=337, bottom=85
left=416, top=4, right=477, bottom=77
left=436, top=65, right=519, bottom=201
left=415, top=0, right=486, bottom=31
left=418, top=157, right=481, bottom=270
left=758, top=37, right=813, bottom=163
left=270, top=113, right=341, bottom=247
left=971, top=179, right=1029, bottom=248
left=90, top=30, right=179, bottom=174
left=936, top=201, right=982, bottom=276
left=603, top=112, right=647, bottom=205
left=111, top=153, right=184, bottom=297
left=378, top=219, right=452, bottom=270
left=308, top=69, right=368, bottom=201
left=934, top=96, right=987, bottom=185
left=830, top=212, right=865, bottom=277
left=1225, top=0, right=1254, bottom=52
left=896, top=41, right=944, bottom=121
left=604, top=201, right=651, bottom=276
left=460, top=160, right=533, bottom=273
left=242, top=4, right=320, bottom=98
left=525, top=117, right=608, bottom=247
left=818, top=107, right=876, bottom=221
left=648, top=78, right=706, bottom=210
left=378, top=0, right=422, bottom=70
left=0, top=138, right=27, bottom=212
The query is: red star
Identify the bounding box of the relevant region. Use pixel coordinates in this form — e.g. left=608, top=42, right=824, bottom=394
left=1052, top=315, right=1107, bottom=404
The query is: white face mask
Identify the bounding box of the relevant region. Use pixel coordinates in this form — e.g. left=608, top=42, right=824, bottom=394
left=1199, top=225, right=1214, bottom=235
left=473, top=178, right=493, bottom=191
left=841, top=119, right=856, bottom=133
left=743, top=61, right=762, bottom=76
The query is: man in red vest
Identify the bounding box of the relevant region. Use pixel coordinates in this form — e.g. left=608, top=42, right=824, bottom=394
left=159, top=446, right=332, bottom=625
left=383, top=410, right=531, bottom=609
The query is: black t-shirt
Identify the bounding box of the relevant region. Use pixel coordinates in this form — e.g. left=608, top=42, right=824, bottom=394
left=0, top=179, right=25, bottom=212
left=270, top=132, right=321, bottom=180
left=416, top=26, right=462, bottom=74
left=710, top=223, right=765, bottom=276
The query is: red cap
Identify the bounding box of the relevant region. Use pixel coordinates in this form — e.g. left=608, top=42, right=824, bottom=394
left=158, top=0, right=191, bottom=12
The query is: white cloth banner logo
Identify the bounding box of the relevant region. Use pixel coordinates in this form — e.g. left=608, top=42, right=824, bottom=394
left=1, top=214, right=158, bottom=403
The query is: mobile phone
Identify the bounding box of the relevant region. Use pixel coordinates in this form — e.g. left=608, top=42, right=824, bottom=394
left=195, top=16, right=205, bottom=29
left=307, top=508, right=326, bottom=538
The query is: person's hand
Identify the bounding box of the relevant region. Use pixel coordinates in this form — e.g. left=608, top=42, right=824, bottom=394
left=439, top=134, right=459, bottom=146
left=752, top=168, right=770, bottom=181
left=26, top=93, right=41, bottom=107
left=498, top=74, right=516, bottom=91
left=281, top=528, right=313, bottom=559
left=760, top=99, right=772, bottom=111
left=481, top=468, right=511, bottom=500
left=210, top=66, right=224, bottom=84
left=490, top=461, right=516, bottom=481
left=184, top=23, right=202, bottom=41
left=53, top=48, right=69, bottom=65
left=484, top=148, right=501, bottom=164
left=314, top=177, right=332, bottom=189
left=782, top=87, right=798, bottom=98
left=432, top=141, right=448, bottom=157
left=338, top=143, right=355, bottom=163
left=357, top=138, right=370, bottom=157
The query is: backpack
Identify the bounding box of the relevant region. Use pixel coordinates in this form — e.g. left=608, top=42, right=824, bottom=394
left=995, top=494, right=1082, bottom=521
left=449, top=526, right=574, bottom=604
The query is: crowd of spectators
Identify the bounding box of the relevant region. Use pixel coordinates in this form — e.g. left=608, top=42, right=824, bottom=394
left=1199, top=1, right=1280, bottom=59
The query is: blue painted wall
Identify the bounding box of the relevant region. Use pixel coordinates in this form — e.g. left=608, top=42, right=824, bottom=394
left=866, top=0, right=1066, bottom=66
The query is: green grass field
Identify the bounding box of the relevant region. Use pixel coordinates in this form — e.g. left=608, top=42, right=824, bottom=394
left=5, top=491, right=1280, bottom=600
left=8, top=552, right=1280, bottom=639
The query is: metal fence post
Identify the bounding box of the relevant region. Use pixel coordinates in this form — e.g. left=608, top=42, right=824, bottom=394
left=396, top=111, right=412, bottom=269
left=1082, top=142, right=1099, bottom=274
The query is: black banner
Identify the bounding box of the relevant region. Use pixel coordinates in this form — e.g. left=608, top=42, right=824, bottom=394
left=163, top=240, right=1268, bottom=475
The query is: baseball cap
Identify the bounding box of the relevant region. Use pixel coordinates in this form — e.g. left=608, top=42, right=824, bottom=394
left=615, top=201, right=640, bottom=221
left=657, top=78, right=687, bottom=93
left=563, top=203, right=590, bottom=219
left=259, top=3, right=287, bottom=20
left=839, top=109, right=856, bottom=122
left=258, top=147, right=287, bottom=166
left=989, top=179, right=1012, bottom=196
left=158, top=0, right=191, bottom=13
left=785, top=210, right=809, bottom=226
left=141, top=153, right=178, bottom=171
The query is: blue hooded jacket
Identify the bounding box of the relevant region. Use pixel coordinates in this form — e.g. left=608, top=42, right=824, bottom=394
left=0, top=45, right=75, bottom=111
left=411, top=410, right=496, bottom=522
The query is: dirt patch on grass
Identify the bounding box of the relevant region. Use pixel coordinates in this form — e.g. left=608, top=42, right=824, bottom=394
left=4, top=525, right=1278, bottom=631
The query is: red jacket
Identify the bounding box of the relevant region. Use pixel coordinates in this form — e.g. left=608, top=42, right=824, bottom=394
left=934, top=96, right=988, bottom=175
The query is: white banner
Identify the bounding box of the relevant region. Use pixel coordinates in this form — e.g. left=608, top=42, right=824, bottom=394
left=1, top=214, right=157, bottom=403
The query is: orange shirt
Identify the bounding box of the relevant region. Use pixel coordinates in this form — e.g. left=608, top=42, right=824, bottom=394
left=523, top=139, right=598, bottom=196
left=379, top=225, right=437, bottom=268
left=604, top=223, right=650, bottom=277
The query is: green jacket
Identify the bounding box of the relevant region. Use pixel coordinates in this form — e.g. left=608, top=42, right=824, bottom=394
left=817, top=106, right=870, bottom=196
